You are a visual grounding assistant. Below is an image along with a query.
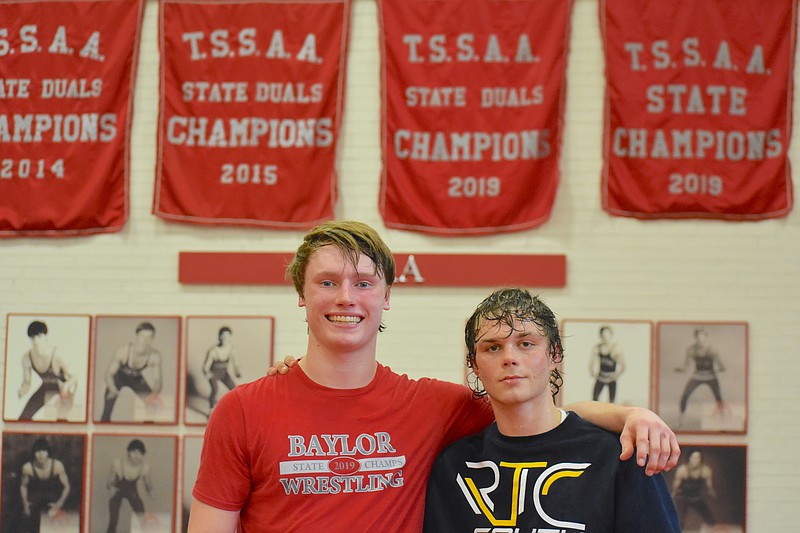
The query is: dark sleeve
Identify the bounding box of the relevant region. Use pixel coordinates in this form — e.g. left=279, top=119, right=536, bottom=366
left=423, top=452, right=457, bottom=533
left=614, top=458, right=681, bottom=532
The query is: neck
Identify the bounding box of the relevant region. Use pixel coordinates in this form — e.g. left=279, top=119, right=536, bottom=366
left=32, top=342, right=50, bottom=355
left=493, top=399, right=562, bottom=437
left=299, top=343, right=378, bottom=389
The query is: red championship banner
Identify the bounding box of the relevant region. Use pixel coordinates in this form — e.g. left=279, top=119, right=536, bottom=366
left=154, top=0, right=349, bottom=229
left=378, top=0, right=572, bottom=235
left=601, top=0, right=796, bottom=219
left=0, top=0, right=143, bottom=237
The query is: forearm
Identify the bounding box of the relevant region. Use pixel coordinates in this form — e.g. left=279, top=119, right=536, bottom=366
left=54, top=486, right=69, bottom=508
left=20, top=485, right=30, bottom=508
left=105, top=372, right=117, bottom=392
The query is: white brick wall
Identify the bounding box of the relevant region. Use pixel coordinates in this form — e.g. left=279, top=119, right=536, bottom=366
left=1, top=0, right=799, bottom=529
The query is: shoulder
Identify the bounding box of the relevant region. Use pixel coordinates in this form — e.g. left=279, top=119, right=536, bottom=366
left=428, top=424, right=500, bottom=479
left=379, top=364, right=470, bottom=397
left=212, top=374, right=279, bottom=412
left=562, top=412, right=622, bottom=450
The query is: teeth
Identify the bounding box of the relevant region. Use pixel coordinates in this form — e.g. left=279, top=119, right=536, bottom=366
left=328, top=316, right=361, bottom=323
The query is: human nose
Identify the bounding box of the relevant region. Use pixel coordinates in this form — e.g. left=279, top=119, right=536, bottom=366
left=335, top=284, right=355, bottom=304
left=502, top=349, right=518, bottom=366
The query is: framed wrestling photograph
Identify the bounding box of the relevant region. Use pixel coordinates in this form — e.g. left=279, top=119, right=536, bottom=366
left=558, top=319, right=653, bottom=409
left=180, top=435, right=204, bottom=532
left=662, top=443, right=747, bottom=533
left=92, top=315, right=181, bottom=425
left=183, top=315, right=275, bottom=425
left=3, top=313, right=91, bottom=423
left=88, top=433, right=178, bottom=533
left=1, top=431, right=87, bottom=533
left=655, top=321, right=748, bottom=434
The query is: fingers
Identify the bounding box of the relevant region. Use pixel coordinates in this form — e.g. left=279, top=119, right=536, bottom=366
left=266, top=362, right=286, bottom=376
left=618, top=417, right=681, bottom=476
left=618, top=427, right=634, bottom=461
left=266, top=356, right=295, bottom=376
left=665, top=431, right=681, bottom=471
left=641, top=427, right=680, bottom=476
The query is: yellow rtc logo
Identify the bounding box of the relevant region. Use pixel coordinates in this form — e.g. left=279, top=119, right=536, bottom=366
left=457, top=461, right=591, bottom=531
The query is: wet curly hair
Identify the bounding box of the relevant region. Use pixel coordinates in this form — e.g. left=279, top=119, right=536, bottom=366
left=465, top=288, right=564, bottom=400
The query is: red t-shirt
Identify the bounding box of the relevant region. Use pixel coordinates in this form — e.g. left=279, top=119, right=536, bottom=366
left=193, top=363, right=493, bottom=532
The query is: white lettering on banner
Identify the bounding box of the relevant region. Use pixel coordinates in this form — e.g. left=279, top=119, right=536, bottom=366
left=41, top=79, right=103, bottom=99
left=179, top=81, right=324, bottom=104
left=219, top=163, right=278, bottom=185
left=0, top=113, right=117, bottom=143
left=402, top=33, right=539, bottom=64
left=254, top=82, right=323, bottom=103
left=395, top=255, right=425, bottom=284
left=0, top=159, right=64, bottom=179
left=405, top=86, right=466, bottom=107
left=481, top=86, right=544, bottom=108
left=0, top=79, right=31, bottom=99
left=182, top=81, right=249, bottom=103
left=166, top=116, right=333, bottom=148
left=645, top=84, right=746, bottom=115
left=611, top=127, right=782, bottom=161
left=623, top=39, right=768, bottom=75
left=0, top=25, right=105, bottom=62
left=394, top=129, right=551, bottom=162
left=181, top=28, right=321, bottom=63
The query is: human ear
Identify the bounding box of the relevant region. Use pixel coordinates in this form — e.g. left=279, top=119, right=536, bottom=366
left=383, top=287, right=391, bottom=310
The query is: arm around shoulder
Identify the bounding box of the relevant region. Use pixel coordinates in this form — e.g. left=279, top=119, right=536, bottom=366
left=187, top=497, right=239, bottom=533
left=565, top=401, right=679, bottom=475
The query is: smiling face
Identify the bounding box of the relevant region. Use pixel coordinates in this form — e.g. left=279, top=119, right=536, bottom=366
left=472, top=318, right=556, bottom=409
left=299, top=245, right=391, bottom=357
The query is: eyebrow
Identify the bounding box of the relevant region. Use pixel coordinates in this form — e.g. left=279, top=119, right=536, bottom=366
left=311, top=269, right=383, bottom=280
left=477, top=329, right=539, bottom=345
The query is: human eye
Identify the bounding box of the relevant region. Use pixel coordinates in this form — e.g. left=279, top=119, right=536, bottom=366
left=356, top=280, right=373, bottom=289
left=320, top=280, right=335, bottom=287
